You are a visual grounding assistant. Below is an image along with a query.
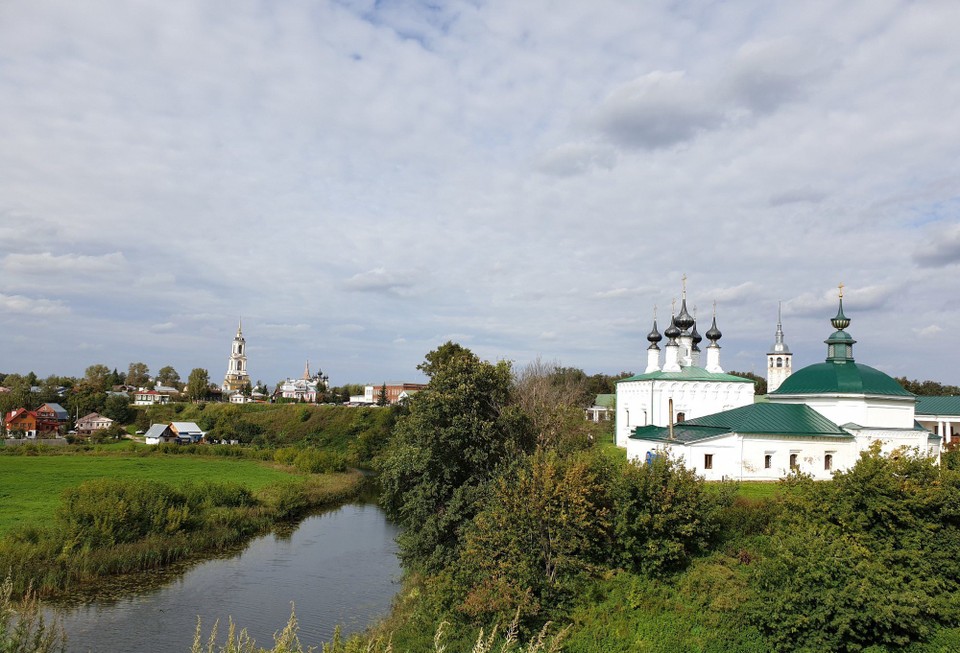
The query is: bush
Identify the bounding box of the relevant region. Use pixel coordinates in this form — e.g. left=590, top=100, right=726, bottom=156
left=293, top=449, right=346, bottom=474
left=57, top=479, right=195, bottom=548
left=610, top=453, right=734, bottom=575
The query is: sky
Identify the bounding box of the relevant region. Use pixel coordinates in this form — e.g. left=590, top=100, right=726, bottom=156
left=1, top=0, right=959, bottom=389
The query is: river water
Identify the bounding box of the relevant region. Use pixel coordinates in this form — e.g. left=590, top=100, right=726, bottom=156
left=51, top=501, right=401, bottom=653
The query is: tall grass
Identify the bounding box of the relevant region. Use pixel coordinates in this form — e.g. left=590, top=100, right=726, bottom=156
left=0, top=577, right=65, bottom=653
left=0, top=473, right=364, bottom=599
left=191, top=608, right=568, bottom=653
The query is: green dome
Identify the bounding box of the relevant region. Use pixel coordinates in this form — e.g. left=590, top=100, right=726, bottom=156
left=771, top=361, right=912, bottom=397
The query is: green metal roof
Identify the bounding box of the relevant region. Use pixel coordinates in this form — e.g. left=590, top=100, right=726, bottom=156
left=915, top=396, right=960, bottom=416
left=629, top=402, right=851, bottom=443
left=617, top=366, right=753, bottom=384
left=594, top=394, right=615, bottom=408
left=770, top=362, right=912, bottom=397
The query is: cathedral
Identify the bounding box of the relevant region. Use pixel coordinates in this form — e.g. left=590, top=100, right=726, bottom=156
left=614, top=283, right=755, bottom=449
left=618, top=286, right=941, bottom=480
left=222, top=319, right=250, bottom=395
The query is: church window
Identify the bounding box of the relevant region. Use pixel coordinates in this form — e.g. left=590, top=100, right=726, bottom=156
left=676, top=412, right=686, bottom=423
left=764, top=454, right=772, bottom=469
left=704, top=454, right=713, bottom=470
left=776, top=357, right=783, bottom=367
left=789, top=453, right=798, bottom=470
left=824, top=453, right=833, bottom=471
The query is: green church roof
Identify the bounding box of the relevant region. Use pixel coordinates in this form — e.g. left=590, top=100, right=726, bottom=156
left=593, top=394, right=616, bottom=408
left=629, top=402, right=851, bottom=443
left=915, top=396, right=960, bottom=416
left=618, top=366, right=753, bottom=384
left=771, top=361, right=913, bottom=398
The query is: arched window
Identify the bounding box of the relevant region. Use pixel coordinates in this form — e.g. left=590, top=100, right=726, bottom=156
left=676, top=412, right=686, bottom=423
left=776, top=357, right=783, bottom=368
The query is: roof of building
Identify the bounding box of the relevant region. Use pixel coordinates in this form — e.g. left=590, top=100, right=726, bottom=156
left=915, top=396, right=960, bottom=416
left=170, top=421, right=203, bottom=434
left=593, top=394, right=615, bottom=408
left=771, top=361, right=912, bottom=398
left=629, top=402, right=851, bottom=444
left=618, top=366, right=753, bottom=384
left=144, top=423, right=172, bottom=439
left=77, top=412, right=112, bottom=423
left=40, top=403, right=69, bottom=419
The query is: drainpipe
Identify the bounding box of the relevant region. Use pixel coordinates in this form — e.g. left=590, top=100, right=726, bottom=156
left=668, top=398, right=675, bottom=440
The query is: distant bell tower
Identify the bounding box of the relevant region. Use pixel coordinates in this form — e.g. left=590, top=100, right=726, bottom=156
left=766, top=302, right=792, bottom=393
left=222, top=318, right=250, bottom=393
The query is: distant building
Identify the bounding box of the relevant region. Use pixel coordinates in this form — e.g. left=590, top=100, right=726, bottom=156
left=134, top=390, right=173, bottom=406
left=222, top=319, right=250, bottom=395
left=585, top=394, right=615, bottom=422
left=767, top=303, right=793, bottom=393
left=915, top=396, right=960, bottom=446
left=170, top=421, right=204, bottom=443
left=76, top=412, right=114, bottom=435
left=143, top=423, right=176, bottom=445
left=4, top=406, right=62, bottom=438
left=352, top=383, right=427, bottom=405
left=277, top=360, right=329, bottom=403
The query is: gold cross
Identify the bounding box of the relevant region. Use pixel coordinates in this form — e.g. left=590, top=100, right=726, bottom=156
left=838, top=282, right=844, bottom=298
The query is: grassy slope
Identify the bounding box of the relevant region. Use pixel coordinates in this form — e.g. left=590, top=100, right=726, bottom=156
left=0, top=455, right=294, bottom=534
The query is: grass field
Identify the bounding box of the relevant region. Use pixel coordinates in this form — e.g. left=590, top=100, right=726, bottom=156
left=0, top=455, right=296, bottom=535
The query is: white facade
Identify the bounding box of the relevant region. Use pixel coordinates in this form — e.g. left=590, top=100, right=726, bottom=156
left=616, top=377, right=754, bottom=447
left=625, top=296, right=940, bottom=480
left=222, top=319, right=250, bottom=394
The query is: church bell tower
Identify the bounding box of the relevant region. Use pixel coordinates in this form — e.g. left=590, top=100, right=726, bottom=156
left=222, top=318, right=250, bottom=394
left=767, top=303, right=792, bottom=393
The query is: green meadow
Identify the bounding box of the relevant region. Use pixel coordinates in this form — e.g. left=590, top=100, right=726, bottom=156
left=0, top=455, right=295, bottom=535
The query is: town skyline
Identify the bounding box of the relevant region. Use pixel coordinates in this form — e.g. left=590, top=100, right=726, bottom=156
left=2, top=1, right=959, bottom=386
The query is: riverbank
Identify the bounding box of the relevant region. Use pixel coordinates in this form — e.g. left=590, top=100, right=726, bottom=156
left=0, top=457, right=365, bottom=599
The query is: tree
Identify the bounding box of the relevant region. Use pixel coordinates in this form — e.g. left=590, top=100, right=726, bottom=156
left=102, top=393, right=134, bottom=425
left=378, top=345, right=535, bottom=572
left=186, top=368, right=211, bottom=402
left=514, top=357, right=594, bottom=451
left=456, top=449, right=611, bottom=624
left=84, top=364, right=112, bottom=392
left=748, top=445, right=960, bottom=651
left=125, top=362, right=150, bottom=388
left=376, top=383, right=388, bottom=406
left=728, top=370, right=767, bottom=395
left=241, top=381, right=252, bottom=397
left=156, top=366, right=181, bottom=389
left=415, top=341, right=473, bottom=378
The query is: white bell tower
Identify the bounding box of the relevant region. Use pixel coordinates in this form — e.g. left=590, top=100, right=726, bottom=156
left=766, top=303, right=792, bottom=393
left=222, top=318, right=250, bottom=393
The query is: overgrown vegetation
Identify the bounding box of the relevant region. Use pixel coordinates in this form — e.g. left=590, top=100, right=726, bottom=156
left=367, top=344, right=960, bottom=652
left=0, top=472, right=363, bottom=599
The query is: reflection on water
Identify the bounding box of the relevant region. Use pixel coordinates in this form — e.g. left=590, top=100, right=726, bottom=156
left=52, top=502, right=400, bottom=653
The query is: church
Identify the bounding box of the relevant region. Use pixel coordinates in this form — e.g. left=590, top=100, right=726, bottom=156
left=618, top=286, right=942, bottom=480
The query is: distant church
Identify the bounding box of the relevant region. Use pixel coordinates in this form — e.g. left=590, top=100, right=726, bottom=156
left=618, top=285, right=942, bottom=480
left=222, top=319, right=250, bottom=395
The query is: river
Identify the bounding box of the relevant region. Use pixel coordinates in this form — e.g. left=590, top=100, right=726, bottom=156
left=51, top=501, right=401, bottom=653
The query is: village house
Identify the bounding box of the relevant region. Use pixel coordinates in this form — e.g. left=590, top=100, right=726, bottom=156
left=169, top=421, right=204, bottom=443
left=75, top=412, right=114, bottom=435
left=143, top=423, right=177, bottom=445
left=350, top=383, right=427, bottom=405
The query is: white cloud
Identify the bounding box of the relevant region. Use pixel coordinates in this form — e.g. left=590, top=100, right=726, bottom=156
left=1, top=1, right=959, bottom=384
left=0, top=293, right=69, bottom=316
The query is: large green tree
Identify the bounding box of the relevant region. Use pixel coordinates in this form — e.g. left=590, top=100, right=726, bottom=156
left=186, top=368, right=211, bottom=402
left=83, top=364, right=112, bottom=392
left=378, top=344, right=535, bottom=572
left=156, top=366, right=181, bottom=388
left=125, top=362, right=150, bottom=388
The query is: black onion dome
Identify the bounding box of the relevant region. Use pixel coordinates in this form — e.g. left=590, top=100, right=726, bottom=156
left=675, top=298, right=695, bottom=330
left=647, top=319, right=662, bottom=343
left=691, top=322, right=702, bottom=345
left=664, top=316, right=681, bottom=340
left=706, top=316, right=722, bottom=342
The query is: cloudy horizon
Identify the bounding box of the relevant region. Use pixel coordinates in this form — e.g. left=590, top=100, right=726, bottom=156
left=1, top=0, right=959, bottom=388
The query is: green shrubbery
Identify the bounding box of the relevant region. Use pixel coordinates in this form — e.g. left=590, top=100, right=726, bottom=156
left=0, top=473, right=363, bottom=599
